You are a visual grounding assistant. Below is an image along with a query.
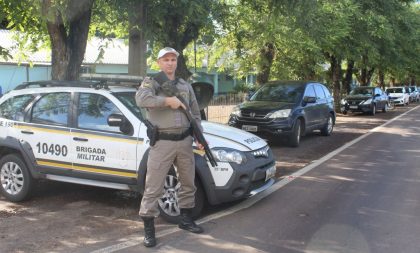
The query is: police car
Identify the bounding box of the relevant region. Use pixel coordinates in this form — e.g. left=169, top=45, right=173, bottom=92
left=0, top=77, right=276, bottom=223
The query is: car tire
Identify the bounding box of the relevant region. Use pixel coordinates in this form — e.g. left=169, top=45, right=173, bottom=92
left=288, top=119, right=302, bottom=147
left=0, top=154, right=34, bottom=202
left=371, top=104, right=376, bottom=116
left=382, top=103, right=387, bottom=113
left=320, top=114, right=334, bottom=136
left=158, top=167, right=205, bottom=224
left=342, top=110, right=347, bottom=115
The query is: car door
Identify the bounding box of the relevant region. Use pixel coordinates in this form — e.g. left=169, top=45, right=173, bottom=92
left=17, top=92, right=73, bottom=172
left=313, top=84, right=328, bottom=126
left=70, top=92, right=138, bottom=184
left=302, top=84, right=318, bottom=128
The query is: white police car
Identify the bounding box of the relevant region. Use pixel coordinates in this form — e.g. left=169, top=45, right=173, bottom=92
left=0, top=77, right=276, bottom=223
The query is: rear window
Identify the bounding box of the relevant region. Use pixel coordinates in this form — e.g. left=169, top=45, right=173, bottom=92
left=0, top=94, right=35, bottom=121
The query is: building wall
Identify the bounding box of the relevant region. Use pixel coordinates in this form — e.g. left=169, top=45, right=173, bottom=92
left=0, top=64, right=51, bottom=92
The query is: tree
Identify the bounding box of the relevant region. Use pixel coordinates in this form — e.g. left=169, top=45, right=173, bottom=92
left=1, top=0, right=95, bottom=81
left=42, top=0, right=95, bottom=80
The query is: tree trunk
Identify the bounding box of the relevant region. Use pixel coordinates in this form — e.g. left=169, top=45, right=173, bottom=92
left=42, top=0, right=94, bottom=81
left=378, top=69, right=385, bottom=89
left=409, top=76, right=416, bottom=86
left=330, top=54, right=342, bottom=112
left=390, top=77, right=396, bottom=87
left=342, top=60, right=354, bottom=94
left=358, top=54, right=374, bottom=86
left=128, top=0, right=147, bottom=77
left=256, top=42, right=275, bottom=85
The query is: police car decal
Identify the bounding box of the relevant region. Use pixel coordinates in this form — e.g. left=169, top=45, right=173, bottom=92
left=207, top=162, right=234, bottom=187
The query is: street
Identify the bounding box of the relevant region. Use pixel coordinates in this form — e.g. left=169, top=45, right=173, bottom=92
left=88, top=105, right=420, bottom=253
left=0, top=105, right=419, bottom=253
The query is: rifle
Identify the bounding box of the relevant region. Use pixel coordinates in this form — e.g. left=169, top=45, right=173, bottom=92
left=154, top=72, right=218, bottom=167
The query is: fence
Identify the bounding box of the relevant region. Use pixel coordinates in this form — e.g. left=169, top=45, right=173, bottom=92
left=204, top=93, right=246, bottom=124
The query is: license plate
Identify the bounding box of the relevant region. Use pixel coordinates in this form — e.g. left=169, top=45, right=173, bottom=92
left=349, top=105, right=358, bottom=109
left=265, top=165, right=276, bottom=181
left=242, top=125, right=258, bottom=132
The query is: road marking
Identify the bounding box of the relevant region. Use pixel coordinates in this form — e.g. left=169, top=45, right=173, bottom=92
left=91, top=105, right=419, bottom=253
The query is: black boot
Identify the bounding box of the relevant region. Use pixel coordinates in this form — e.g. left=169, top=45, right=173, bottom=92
left=178, top=208, right=204, bottom=234
left=142, top=217, right=156, bottom=247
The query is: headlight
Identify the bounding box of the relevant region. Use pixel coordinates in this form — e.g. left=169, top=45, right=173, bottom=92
left=211, top=149, right=247, bottom=164
left=267, top=109, right=291, bottom=119
left=230, top=106, right=241, bottom=117
left=362, top=98, right=372, bottom=104
left=341, top=99, right=347, bottom=105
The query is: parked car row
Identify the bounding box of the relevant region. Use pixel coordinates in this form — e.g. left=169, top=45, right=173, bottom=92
left=229, top=82, right=418, bottom=147
left=228, top=81, right=336, bottom=147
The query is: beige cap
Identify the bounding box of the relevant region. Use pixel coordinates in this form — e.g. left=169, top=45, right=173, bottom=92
left=157, top=47, right=179, bottom=59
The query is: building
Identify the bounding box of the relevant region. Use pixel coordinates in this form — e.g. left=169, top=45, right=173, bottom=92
left=0, top=30, right=253, bottom=94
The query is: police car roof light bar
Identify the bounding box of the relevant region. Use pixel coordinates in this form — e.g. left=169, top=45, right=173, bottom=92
left=14, top=80, right=101, bottom=90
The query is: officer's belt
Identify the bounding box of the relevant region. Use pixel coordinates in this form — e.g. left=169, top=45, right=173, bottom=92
left=158, top=127, right=192, bottom=141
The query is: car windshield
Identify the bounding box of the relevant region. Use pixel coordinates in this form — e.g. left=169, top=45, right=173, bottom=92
left=349, top=88, right=373, bottom=96
left=250, top=83, right=304, bottom=103
left=113, top=91, right=145, bottom=120
left=387, top=88, right=403, bottom=93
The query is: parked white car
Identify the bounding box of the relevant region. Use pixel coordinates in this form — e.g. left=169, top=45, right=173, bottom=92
left=386, top=87, right=410, bottom=106
left=409, top=86, right=419, bottom=102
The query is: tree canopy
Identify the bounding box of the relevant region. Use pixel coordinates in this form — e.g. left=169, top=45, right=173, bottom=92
left=0, top=0, right=418, bottom=89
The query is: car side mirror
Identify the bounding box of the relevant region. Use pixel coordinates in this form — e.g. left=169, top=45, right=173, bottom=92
left=303, top=96, right=317, bottom=104
left=108, top=114, right=133, bottom=135
left=108, top=114, right=125, bottom=127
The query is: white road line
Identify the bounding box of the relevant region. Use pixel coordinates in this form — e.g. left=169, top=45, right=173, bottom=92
left=92, top=105, right=419, bottom=253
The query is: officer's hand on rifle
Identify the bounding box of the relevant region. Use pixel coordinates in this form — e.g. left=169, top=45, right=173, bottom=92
left=165, top=96, right=186, bottom=110
left=195, top=140, right=204, bottom=150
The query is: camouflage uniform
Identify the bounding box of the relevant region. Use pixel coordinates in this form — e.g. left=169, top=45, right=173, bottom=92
left=135, top=76, right=202, bottom=217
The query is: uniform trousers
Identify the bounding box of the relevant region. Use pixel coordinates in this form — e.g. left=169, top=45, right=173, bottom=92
left=139, top=135, right=196, bottom=217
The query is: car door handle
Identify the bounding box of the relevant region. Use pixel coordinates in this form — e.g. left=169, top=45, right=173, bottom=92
left=73, top=137, right=88, bottom=142
left=21, top=130, right=34, bottom=135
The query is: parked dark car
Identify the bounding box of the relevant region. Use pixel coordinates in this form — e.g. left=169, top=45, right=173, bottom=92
left=228, top=81, right=336, bottom=147
left=341, top=86, right=389, bottom=115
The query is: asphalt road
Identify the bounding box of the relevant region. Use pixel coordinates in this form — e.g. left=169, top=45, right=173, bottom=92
left=88, top=106, right=420, bottom=253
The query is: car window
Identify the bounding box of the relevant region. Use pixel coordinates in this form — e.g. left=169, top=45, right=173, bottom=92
left=114, top=91, right=145, bottom=120
left=374, top=88, right=381, bottom=95
left=77, top=93, right=124, bottom=133
left=304, top=85, right=316, bottom=98
left=251, top=83, right=304, bottom=103
left=31, top=93, right=70, bottom=126
left=314, top=84, right=326, bottom=99
left=0, top=94, right=35, bottom=121
left=321, top=85, right=331, bottom=98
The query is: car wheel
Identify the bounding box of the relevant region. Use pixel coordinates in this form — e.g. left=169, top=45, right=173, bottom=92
left=342, top=110, right=347, bottom=115
left=0, top=154, right=34, bottom=202
left=321, top=115, right=334, bottom=136
left=382, top=103, right=387, bottom=113
left=288, top=118, right=302, bottom=147
left=158, top=167, right=204, bottom=224
left=371, top=104, right=376, bottom=116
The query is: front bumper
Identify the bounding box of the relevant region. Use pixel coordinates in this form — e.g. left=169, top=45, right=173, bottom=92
left=228, top=116, right=293, bottom=136
left=341, top=102, right=373, bottom=113
left=389, top=97, right=404, bottom=105
left=201, top=148, right=276, bottom=205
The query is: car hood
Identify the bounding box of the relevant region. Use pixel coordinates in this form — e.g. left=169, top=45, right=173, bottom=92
left=344, top=95, right=371, bottom=100
left=387, top=92, right=404, bottom=96
left=202, top=121, right=267, bottom=151
left=240, top=101, right=294, bottom=111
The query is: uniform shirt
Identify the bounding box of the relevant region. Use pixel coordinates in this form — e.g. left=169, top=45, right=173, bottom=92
left=135, top=76, right=203, bottom=133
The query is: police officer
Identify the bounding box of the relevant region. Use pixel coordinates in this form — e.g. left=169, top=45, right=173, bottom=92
left=135, top=47, right=204, bottom=247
